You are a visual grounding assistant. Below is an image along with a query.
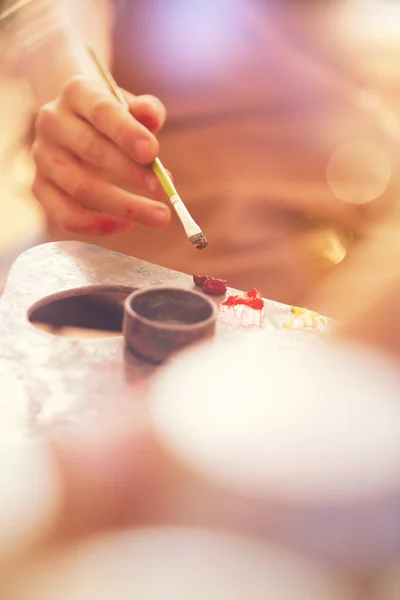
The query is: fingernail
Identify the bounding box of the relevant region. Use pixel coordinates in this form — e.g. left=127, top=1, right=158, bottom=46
left=152, top=205, right=170, bottom=227
left=145, top=173, right=160, bottom=194
left=135, top=139, right=152, bottom=162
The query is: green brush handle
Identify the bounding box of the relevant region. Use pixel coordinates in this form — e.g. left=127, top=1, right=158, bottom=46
left=151, top=157, right=179, bottom=200
left=87, top=44, right=180, bottom=203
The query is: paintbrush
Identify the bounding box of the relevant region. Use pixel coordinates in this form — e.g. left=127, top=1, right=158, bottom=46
left=86, top=44, right=208, bottom=250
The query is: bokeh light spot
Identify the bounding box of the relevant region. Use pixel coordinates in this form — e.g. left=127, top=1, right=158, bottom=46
left=326, top=139, right=391, bottom=205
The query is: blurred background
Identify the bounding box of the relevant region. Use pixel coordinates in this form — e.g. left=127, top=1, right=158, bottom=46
left=0, top=29, right=44, bottom=287
left=1, top=0, right=400, bottom=289
left=0, top=0, right=111, bottom=289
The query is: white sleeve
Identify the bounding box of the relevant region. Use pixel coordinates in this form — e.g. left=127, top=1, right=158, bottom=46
left=5, top=0, right=114, bottom=105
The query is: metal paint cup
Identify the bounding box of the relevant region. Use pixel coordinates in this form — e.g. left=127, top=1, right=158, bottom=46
left=123, top=286, right=217, bottom=364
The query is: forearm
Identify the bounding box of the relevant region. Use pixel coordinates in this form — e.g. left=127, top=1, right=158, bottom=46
left=4, top=0, right=113, bottom=106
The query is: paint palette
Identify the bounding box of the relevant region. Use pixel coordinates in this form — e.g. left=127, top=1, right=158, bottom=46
left=0, top=242, right=325, bottom=439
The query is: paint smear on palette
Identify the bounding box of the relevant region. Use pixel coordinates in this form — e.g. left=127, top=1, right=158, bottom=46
left=219, top=303, right=266, bottom=329
left=219, top=288, right=267, bottom=329
left=223, top=287, right=264, bottom=310
left=282, top=306, right=328, bottom=333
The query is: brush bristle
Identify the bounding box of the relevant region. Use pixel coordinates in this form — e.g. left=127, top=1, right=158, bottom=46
left=189, top=233, right=208, bottom=250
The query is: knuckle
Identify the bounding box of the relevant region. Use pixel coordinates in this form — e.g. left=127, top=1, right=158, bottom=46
left=90, top=99, right=113, bottom=128
left=34, top=103, right=56, bottom=138
left=59, top=218, right=79, bottom=233
left=61, top=74, right=85, bottom=102
left=113, top=125, right=132, bottom=155
left=119, top=159, right=138, bottom=184
left=73, top=176, right=94, bottom=204
left=80, top=130, right=105, bottom=164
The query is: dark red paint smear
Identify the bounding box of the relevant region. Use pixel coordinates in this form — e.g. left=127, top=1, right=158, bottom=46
left=203, top=277, right=227, bottom=295
left=99, top=218, right=120, bottom=234
left=193, top=274, right=227, bottom=295
left=193, top=274, right=208, bottom=287
left=73, top=219, right=129, bottom=235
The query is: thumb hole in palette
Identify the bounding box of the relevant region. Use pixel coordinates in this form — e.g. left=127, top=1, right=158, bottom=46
left=28, top=287, right=136, bottom=338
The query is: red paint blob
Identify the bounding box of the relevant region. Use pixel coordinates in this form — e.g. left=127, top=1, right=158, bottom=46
left=99, top=218, right=119, bottom=234
left=223, top=287, right=264, bottom=310
left=193, top=274, right=208, bottom=287
left=193, top=274, right=227, bottom=295
left=53, top=157, right=67, bottom=166
left=73, top=219, right=130, bottom=235
left=203, top=277, right=227, bottom=296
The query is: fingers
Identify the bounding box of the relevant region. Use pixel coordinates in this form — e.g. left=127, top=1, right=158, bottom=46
left=33, top=76, right=172, bottom=233
left=60, top=76, right=160, bottom=165
left=32, top=173, right=133, bottom=235
left=127, top=93, right=167, bottom=133
left=32, top=142, right=172, bottom=229
left=35, top=104, right=164, bottom=198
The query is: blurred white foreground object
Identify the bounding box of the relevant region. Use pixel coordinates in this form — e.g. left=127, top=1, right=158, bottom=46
left=0, top=441, right=61, bottom=562
left=149, top=330, right=400, bottom=566
left=8, top=528, right=352, bottom=600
